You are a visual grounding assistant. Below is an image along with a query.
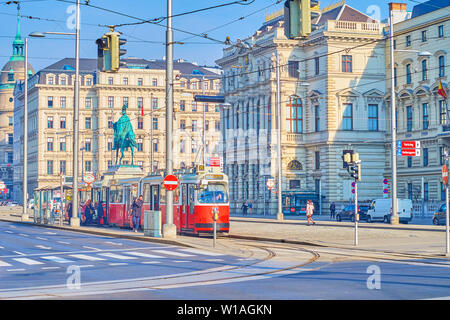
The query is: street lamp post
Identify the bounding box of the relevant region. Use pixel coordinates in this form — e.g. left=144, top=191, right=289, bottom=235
left=276, top=51, right=283, bottom=221
left=21, top=37, right=29, bottom=221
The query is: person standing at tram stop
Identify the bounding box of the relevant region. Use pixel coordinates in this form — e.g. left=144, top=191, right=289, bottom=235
left=96, top=201, right=104, bottom=225
left=306, top=200, right=316, bottom=226
left=330, top=202, right=336, bottom=220
left=130, top=195, right=144, bottom=233
left=241, top=201, right=249, bottom=216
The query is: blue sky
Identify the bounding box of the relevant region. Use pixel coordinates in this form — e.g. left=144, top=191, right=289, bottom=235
left=0, top=0, right=423, bottom=71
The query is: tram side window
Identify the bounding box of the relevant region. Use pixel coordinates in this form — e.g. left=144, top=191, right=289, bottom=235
left=173, top=187, right=180, bottom=204
left=160, top=186, right=166, bottom=205
left=143, top=183, right=151, bottom=204
left=110, top=186, right=123, bottom=203
left=151, top=185, right=160, bottom=211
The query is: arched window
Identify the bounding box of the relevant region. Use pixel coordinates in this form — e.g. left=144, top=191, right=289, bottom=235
left=286, top=96, right=302, bottom=133
left=287, top=160, right=303, bottom=170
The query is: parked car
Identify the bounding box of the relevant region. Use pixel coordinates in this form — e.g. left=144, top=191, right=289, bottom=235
left=433, top=204, right=447, bottom=225
left=366, top=198, right=413, bottom=224
left=336, top=204, right=370, bottom=222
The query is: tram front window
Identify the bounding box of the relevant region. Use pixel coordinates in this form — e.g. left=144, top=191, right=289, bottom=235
left=198, top=184, right=228, bottom=204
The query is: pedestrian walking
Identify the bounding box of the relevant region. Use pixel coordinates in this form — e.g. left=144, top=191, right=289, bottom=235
left=66, top=201, right=72, bottom=225
left=96, top=201, right=104, bottom=225
left=83, top=199, right=94, bottom=225
left=241, top=201, right=249, bottom=216
left=130, top=195, right=144, bottom=232
left=330, top=202, right=336, bottom=220
left=306, top=200, right=315, bottom=226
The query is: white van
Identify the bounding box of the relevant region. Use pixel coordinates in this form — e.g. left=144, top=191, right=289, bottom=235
left=366, top=198, right=413, bottom=224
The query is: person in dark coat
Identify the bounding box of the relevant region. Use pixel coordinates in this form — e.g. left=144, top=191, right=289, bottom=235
left=330, top=202, right=336, bottom=220
left=96, top=201, right=104, bottom=225
left=66, top=201, right=73, bottom=225
left=130, top=195, right=143, bottom=232
left=83, top=199, right=94, bottom=225
left=241, top=201, right=249, bottom=216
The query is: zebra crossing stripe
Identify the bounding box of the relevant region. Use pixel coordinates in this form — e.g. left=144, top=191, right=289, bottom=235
left=68, top=254, right=106, bottom=261
left=153, top=250, right=194, bottom=257
left=180, top=248, right=225, bottom=256
left=98, top=253, right=137, bottom=260
left=13, top=258, right=43, bottom=265
left=125, top=251, right=164, bottom=259
left=0, top=260, right=12, bottom=267
left=41, top=256, right=74, bottom=264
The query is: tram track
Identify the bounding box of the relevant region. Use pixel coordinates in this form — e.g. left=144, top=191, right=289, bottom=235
left=0, top=241, right=320, bottom=299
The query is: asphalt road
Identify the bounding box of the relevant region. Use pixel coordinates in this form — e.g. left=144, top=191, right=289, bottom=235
left=1, top=221, right=450, bottom=300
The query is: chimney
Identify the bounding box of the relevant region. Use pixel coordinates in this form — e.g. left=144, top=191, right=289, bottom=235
left=389, top=3, right=411, bottom=24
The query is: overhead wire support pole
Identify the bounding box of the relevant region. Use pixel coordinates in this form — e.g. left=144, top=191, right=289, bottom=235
left=276, top=51, right=283, bottom=221
left=21, top=37, right=29, bottom=221
left=163, top=0, right=176, bottom=239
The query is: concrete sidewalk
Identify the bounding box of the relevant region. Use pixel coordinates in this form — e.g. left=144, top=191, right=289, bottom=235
left=1, top=209, right=449, bottom=259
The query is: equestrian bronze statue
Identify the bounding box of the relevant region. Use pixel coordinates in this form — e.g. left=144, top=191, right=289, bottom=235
left=113, top=104, right=138, bottom=165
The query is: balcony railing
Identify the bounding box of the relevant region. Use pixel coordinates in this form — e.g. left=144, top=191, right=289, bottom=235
left=324, top=20, right=384, bottom=35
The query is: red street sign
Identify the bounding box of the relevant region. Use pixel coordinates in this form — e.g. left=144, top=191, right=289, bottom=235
left=163, top=174, right=179, bottom=191
left=401, top=149, right=420, bottom=156
left=443, top=165, right=449, bottom=185
left=402, top=141, right=420, bottom=149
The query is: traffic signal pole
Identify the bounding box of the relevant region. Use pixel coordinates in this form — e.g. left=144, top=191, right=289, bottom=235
left=354, top=181, right=358, bottom=246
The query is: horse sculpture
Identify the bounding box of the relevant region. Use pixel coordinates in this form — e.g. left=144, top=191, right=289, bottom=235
left=113, top=105, right=138, bottom=166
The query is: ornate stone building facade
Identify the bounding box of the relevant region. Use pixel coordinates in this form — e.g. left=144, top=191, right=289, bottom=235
left=216, top=3, right=387, bottom=214
left=13, top=57, right=221, bottom=202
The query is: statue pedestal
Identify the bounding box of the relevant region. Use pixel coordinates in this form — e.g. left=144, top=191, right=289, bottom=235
left=97, top=165, right=144, bottom=188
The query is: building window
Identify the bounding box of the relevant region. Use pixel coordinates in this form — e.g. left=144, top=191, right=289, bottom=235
left=289, top=180, right=301, bottom=189
left=406, top=64, right=412, bottom=84
left=47, top=160, right=53, bottom=175
left=60, top=138, right=66, bottom=151
left=421, top=30, right=427, bottom=42
left=407, top=106, right=413, bottom=132
left=153, top=140, right=158, bottom=152
left=180, top=100, right=185, bottom=111
left=191, top=81, right=198, bottom=90
left=8, top=117, right=13, bottom=127
left=152, top=78, right=158, bottom=87
left=286, top=96, right=302, bottom=133
left=343, top=103, right=353, bottom=130
left=408, top=183, right=413, bottom=200
left=108, top=160, right=113, bottom=169
left=85, top=139, right=91, bottom=152
left=48, top=96, right=54, bottom=108
left=407, top=156, right=412, bottom=168
left=60, top=96, right=66, bottom=109
left=85, top=97, right=92, bottom=109
left=108, top=77, right=113, bottom=85
left=85, top=161, right=92, bottom=172
left=315, top=151, right=320, bottom=170
left=439, top=56, right=445, bottom=77
left=123, top=97, right=129, bottom=107
left=180, top=139, right=185, bottom=153
left=60, top=161, right=66, bottom=175
left=152, top=118, right=158, bottom=130
left=439, top=25, right=444, bottom=38
left=85, top=78, right=92, bottom=86
left=315, top=57, right=319, bottom=75
left=85, top=117, right=91, bottom=130
left=204, top=103, right=209, bottom=113
left=108, top=117, right=113, bottom=128
left=47, top=138, right=54, bottom=151
left=137, top=97, right=143, bottom=111
left=138, top=78, right=143, bottom=86
left=123, top=77, right=128, bottom=85
left=7, top=133, right=13, bottom=145
left=368, top=104, right=378, bottom=131
left=205, top=120, right=209, bottom=131
left=107, top=139, right=113, bottom=151
left=406, top=35, right=411, bottom=47
left=47, top=116, right=54, bottom=129
left=215, top=120, right=220, bottom=131
left=192, top=102, right=197, bottom=112
left=48, top=76, right=54, bottom=85
left=137, top=117, right=143, bottom=130
left=424, top=182, right=429, bottom=201
left=423, top=103, right=429, bottom=130
left=288, top=61, right=299, bottom=78
left=192, top=120, right=197, bottom=132
left=315, top=105, right=320, bottom=132
left=180, top=119, right=186, bottom=130
left=108, top=96, right=114, bottom=108
left=137, top=139, right=143, bottom=152
left=423, top=148, right=428, bottom=167
left=421, top=60, right=428, bottom=81
left=342, top=55, right=352, bottom=73
left=440, top=146, right=445, bottom=165
left=151, top=97, right=158, bottom=110
left=440, top=100, right=447, bottom=125
left=60, top=117, right=66, bottom=129
left=394, top=67, right=397, bottom=87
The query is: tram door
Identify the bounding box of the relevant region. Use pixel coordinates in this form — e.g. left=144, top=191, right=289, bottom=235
left=124, top=186, right=132, bottom=225
left=181, top=184, right=188, bottom=229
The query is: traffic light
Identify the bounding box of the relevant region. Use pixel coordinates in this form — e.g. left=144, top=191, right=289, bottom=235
left=96, top=27, right=127, bottom=72
left=349, top=163, right=361, bottom=181
left=284, top=0, right=320, bottom=39
left=342, top=150, right=353, bottom=169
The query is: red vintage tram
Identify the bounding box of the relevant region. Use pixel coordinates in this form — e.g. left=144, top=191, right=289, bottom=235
left=87, top=166, right=230, bottom=234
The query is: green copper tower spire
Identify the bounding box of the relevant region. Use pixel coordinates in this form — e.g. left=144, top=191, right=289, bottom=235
left=10, top=3, right=24, bottom=62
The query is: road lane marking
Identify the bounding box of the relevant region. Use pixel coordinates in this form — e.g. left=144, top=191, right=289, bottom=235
left=104, top=241, right=123, bottom=246
left=173, top=260, right=190, bottom=263
left=14, top=258, right=43, bottom=265
left=41, top=256, right=74, bottom=264
left=19, top=234, right=29, bottom=237
left=180, top=248, right=225, bottom=256
left=98, top=253, right=137, bottom=260
left=0, top=260, right=12, bottom=267
left=42, top=267, right=61, bottom=270
left=68, top=254, right=106, bottom=261
left=35, top=245, right=52, bottom=250
left=108, top=263, right=128, bottom=266
left=78, top=265, right=94, bottom=268
left=7, top=269, right=25, bottom=272
left=0, top=246, right=4, bottom=249
left=4, top=231, right=13, bottom=234
left=57, top=241, right=70, bottom=245
left=141, top=261, right=161, bottom=264
left=44, top=232, right=57, bottom=235
left=83, top=246, right=101, bottom=251
left=205, top=259, right=224, bottom=262
left=36, top=237, right=48, bottom=241
left=124, top=251, right=164, bottom=259
left=13, top=251, right=25, bottom=255
left=152, top=250, right=194, bottom=257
